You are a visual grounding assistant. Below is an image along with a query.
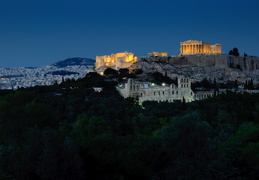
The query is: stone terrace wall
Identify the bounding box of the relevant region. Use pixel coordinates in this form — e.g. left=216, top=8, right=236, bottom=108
left=133, top=54, right=259, bottom=85
left=140, top=55, right=259, bottom=70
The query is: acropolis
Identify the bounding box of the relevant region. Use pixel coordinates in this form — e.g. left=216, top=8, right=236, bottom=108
left=95, top=40, right=223, bottom=73
left=180, top=40, right=221, bottom=55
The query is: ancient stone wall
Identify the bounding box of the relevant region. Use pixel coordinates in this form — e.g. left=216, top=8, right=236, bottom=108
left=134, top=55, right=259, bottom=85
left=140, top=55, right=259, bottom=70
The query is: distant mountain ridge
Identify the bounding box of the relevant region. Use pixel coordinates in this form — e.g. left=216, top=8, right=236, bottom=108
left=52, top=57, right=95, bottom=68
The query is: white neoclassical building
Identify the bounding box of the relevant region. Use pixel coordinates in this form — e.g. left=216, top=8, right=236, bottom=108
left=117, top=77, right=195, bottom=104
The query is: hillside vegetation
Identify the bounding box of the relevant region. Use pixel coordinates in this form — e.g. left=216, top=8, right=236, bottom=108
left=0, top=72, right=259, bottom=179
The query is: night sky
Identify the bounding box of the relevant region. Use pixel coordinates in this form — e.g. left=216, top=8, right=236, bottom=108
left=0, top=0, right=259, bottom=67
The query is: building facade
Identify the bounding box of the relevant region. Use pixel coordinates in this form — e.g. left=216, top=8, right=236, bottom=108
left=117, top=77, right=195, bottom=104
left=95, top=52, right=138, bottom=71
left=148, top=52, right=168, bottom=57
left=180, top=40, right=221, bottom=55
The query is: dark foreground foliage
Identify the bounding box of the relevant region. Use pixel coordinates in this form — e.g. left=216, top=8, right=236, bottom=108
left=0, top=73, right=259, bottom=179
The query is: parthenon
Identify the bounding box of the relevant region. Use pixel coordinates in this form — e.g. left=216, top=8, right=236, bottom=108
left=180, top=40, right=221, bottom=55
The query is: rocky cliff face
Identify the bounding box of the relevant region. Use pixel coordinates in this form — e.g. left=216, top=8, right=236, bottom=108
left=130, top=55, right=259, bottom=85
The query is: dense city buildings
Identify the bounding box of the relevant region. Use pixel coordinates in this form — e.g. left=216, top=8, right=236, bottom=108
left=0, top=65, right=93, bottom=90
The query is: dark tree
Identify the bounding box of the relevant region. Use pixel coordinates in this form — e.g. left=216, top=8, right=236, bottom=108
left=200, top=78, right=213, bottom=89
left=134, top=69, right=143, bottom=74
left=244, top=81, right=248, bottom=89
left=247, top=79, right=254, bottom=90
left=232, top=48, right=240, bottom=56
left=213, top=78, right=218, bottom=96
left=104, top=68, right=118, bottom=76
left=118, top=68, right=129, bottom=76
left=229, top=48, right=240, bottom=56
left=182, top=96, right=186, bottom=103
left=152, top=72, right=174, bottom=85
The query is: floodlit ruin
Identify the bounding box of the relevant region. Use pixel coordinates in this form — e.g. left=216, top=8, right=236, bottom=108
left=95, top=52, right=138, bottom=70
left=180, top=40, right=221, bottom=55
left=148, top=52, right=168, bottom=57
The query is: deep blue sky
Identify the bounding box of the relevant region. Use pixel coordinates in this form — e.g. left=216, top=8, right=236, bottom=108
left=0, top=0, right=259, bottom=67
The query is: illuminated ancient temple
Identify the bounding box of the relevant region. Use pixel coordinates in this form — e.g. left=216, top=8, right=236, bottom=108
left=95, top=52, right=138, bottom=70
left=148, top=52, right=168, bottom=57
left=180, top=40, right=221, bottom=55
